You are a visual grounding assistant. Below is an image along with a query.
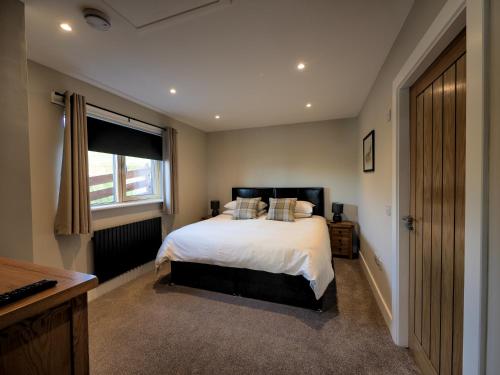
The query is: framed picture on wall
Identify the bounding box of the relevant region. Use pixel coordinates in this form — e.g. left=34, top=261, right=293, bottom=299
left=363, top=130, right=375, bottom=172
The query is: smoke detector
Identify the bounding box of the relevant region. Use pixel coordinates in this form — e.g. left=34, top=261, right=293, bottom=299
left=83, top=8, right=111, bottom=31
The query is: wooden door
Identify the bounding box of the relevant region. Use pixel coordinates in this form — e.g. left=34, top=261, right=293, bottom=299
left=409, top=30, right=465, bottom=375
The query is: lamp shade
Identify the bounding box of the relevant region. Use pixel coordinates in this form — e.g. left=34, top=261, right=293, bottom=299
left=332, top=202, right=344, bottom=214
left=210, top=200, right=220, bottom=210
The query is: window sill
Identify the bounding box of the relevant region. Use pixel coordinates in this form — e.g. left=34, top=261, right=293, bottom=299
left=91, top=199, right=163, bottom=212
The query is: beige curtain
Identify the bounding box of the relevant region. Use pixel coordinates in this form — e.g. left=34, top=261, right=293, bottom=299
left=54, top=93, right=91, bottom=235
left=162, top=127, right=178, bottom=214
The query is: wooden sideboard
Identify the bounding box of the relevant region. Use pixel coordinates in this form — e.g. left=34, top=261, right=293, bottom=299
left=0, top=257, right=98, bottom=375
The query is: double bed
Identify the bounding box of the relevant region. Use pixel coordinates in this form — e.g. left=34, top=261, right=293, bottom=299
left=156, top=187, right=335, bottom=310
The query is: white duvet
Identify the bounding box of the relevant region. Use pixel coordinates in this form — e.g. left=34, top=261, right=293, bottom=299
left=155, top=214, right=334, bottom=299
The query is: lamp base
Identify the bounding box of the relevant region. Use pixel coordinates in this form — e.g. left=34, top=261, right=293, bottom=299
left=332, top=213, right=342, bottom=223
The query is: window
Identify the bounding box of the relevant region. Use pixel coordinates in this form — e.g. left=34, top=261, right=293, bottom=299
left=89, top=151, right=117, bottom=205
left=85, top=110, right=164, bottom=208
left=88, top=151, right=161, bottom=207
left=122, top=155, right=161, bottom=201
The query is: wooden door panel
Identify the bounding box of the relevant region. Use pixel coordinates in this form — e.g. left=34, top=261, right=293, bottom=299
left=409, top=29, right=465, bottom=375
left=422, top=85, right=433, bottom=356
left=440, top=63, right=456, bottom=375
left=452, top=54, right=466, bottom=375
left=409, top=82, right=417, bottom=357
left=414, top=93, right=424, bottom=343
left=430, top=76, right=443, bottom=371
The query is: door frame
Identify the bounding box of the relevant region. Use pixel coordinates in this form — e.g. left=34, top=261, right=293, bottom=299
left=391, top=0, right=488, bottom=374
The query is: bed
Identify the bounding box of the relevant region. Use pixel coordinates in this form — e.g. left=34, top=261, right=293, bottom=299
left=155, top=187, right=335, bottom=310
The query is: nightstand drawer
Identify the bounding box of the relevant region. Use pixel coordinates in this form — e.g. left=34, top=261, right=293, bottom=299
left=331, top=244, right=351, bottom=255
left=330, top=234, right=352, bottom=247
left=331, top=228, right=351, bottom=238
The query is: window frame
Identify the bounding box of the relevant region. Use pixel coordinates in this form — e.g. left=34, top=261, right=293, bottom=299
left=87, top=151, right=118, bottom=207
left=119, top=155, right=162, bottom=203
left=88, top=152, right=163, bottom=208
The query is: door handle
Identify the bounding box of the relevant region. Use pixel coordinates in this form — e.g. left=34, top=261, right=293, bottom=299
left=402, top=215, right=414, bottom=231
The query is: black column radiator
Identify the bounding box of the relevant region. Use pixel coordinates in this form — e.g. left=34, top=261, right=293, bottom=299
left=92, top=217, right=162, bottom=283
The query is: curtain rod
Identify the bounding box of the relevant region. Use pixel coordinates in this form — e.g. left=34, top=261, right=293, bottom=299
left=53, top=91, right=166, bottom=131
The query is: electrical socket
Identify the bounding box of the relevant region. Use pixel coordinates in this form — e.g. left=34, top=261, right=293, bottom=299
left=374, top=254, right=383, bottom=269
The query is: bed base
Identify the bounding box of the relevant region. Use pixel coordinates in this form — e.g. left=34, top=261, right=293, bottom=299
left=170, top=261, right=326, bottom=311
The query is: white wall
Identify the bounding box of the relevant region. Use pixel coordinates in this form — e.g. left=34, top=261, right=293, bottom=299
left=207, top=118, right=359, bottom=220
left=486, top=0, right=500, bottom=372
left=357, top=0, right=447, bottom=311
left=27, top=61, right=208, bottom=274
left=0, top=0, right=33, bottom=261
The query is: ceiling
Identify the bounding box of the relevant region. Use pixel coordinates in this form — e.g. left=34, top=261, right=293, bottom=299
left=25, top=0, right=413, bottom=132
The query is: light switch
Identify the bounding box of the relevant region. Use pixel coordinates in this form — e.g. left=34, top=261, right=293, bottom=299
left=385, top=205, right=392, bottom=216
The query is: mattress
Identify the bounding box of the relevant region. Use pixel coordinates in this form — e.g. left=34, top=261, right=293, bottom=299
left=155, top=214, right=334, bottom=299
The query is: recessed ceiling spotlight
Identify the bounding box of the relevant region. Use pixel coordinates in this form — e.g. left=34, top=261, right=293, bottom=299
left=297, top=62, right=306, bottom=71
left=170, top=88, right=177, bottom=94
left=60, top=23, right=72, bottom=32
left=214, top=115, right=221, bottom=119
left=306, top=103, right=312, bottom=108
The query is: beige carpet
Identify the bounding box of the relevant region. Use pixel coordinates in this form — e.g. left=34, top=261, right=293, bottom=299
left=89, top=259, right=419, bottom=375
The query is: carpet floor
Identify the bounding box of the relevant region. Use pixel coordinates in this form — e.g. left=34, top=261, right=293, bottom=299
left=88, top=259, right=419, bottom=375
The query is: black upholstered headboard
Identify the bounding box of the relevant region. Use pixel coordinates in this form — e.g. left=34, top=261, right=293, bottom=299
left=232, top=187, right=325, bottom=217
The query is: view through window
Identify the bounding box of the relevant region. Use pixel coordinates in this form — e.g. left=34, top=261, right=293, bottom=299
left=88, top=151, right=161, bottom=206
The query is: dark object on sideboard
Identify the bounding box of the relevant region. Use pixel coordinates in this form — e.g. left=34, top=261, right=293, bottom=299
left=332, top=202, right=344, bottom=223
left=210, top=200, right=220, bottom=217
left=93, top=217, right=162, bottom=283
left=327, top=221, right=355, bottom=259
left=0, top=279, right=57, bottom=307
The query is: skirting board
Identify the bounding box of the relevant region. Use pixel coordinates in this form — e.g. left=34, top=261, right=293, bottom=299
left=359, top=251, right=393, bottom=328
left=87, top=261, right=155, bottom=302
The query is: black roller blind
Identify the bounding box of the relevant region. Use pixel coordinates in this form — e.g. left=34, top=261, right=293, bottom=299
left=87, top=117, right=162, bottom=160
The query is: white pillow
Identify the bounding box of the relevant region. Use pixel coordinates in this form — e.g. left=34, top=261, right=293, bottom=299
left=223, top=209, right=266, bottom=216
left=294, top=212, right=312, bottom=218
left=295, top=200, right=315, bottom=214
left=224, top=200, right=267, bottom=211
left=224, top=201, right=236, bottom=209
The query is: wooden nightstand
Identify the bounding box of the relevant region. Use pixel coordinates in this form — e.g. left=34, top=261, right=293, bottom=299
left=327, top=221, right=355, bottom=259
